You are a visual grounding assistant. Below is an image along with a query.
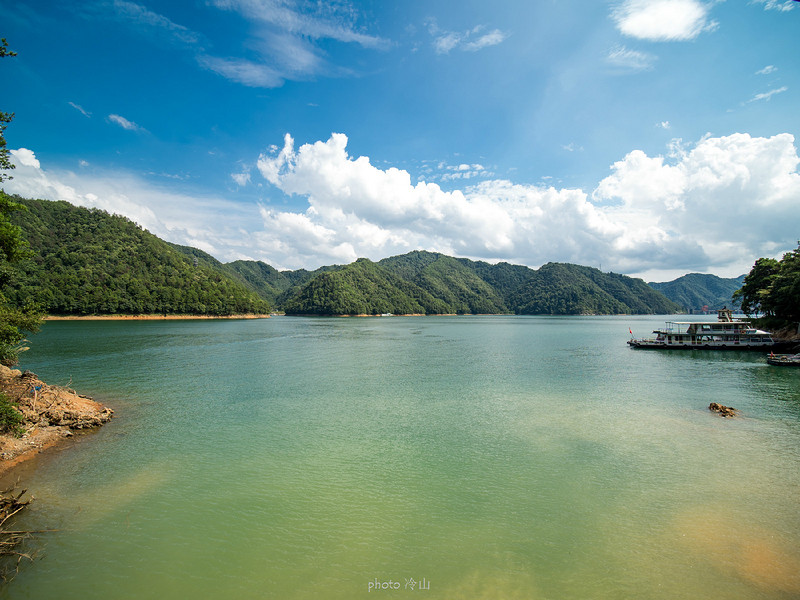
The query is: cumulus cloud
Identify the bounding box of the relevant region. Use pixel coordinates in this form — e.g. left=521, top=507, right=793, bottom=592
left=10, top=148, right=40, bottom=169
left=254, top=132, right=800, bottom=276
left=593, top=132, right=800, bottom=273
left=613, top=0, right=717, bottom=41
left=6, top=133, right=799, bottom=278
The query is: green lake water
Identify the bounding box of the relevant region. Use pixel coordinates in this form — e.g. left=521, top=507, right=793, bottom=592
left=2, top=315, right=799, bottom=599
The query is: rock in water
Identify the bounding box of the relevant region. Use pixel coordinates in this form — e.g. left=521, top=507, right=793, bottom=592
left=709, top=402, right=738, bottom=417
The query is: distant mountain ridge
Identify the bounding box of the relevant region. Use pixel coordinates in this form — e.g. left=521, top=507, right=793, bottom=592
left=274, top=251, right=682, bottom=316
left=648, top=273, right=746, bottom=311
left=4, top=197, right=713, bottom=317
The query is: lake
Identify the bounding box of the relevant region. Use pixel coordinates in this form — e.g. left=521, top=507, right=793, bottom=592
left=2, top=315, right=799, bottom=599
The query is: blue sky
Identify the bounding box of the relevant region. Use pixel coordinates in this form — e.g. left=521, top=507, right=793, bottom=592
left=1, top=0, right=799, bottom=280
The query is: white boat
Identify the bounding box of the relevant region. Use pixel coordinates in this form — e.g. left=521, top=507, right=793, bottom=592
left=628, top=309, right=776, bottom=350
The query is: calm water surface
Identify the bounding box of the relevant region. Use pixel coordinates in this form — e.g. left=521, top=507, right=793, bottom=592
left=2, top=315, right=799, bottom=599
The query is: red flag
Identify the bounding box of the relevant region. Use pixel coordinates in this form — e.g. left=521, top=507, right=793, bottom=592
left=629, top=328, right=633, bottom=335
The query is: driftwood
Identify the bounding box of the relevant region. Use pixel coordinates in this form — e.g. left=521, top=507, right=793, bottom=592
left=0, top=483, right=35, bottom=582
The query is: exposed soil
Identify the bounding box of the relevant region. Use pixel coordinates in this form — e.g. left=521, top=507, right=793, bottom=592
left=0, top=365, right=113, bottom=476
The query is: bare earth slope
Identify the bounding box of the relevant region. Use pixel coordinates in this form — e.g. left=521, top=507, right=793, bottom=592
left=0, top=365, right=113, bottom=475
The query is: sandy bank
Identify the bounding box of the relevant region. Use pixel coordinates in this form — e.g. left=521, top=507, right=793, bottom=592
left=0, top=365, right=113, bottom=476
left=45, top=313, right=270, bottom=321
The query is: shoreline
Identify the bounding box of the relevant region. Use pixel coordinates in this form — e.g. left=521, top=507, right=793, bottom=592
left=0, top=365, right=113, bottom=478
left=44, top=313, right=270, bottom=321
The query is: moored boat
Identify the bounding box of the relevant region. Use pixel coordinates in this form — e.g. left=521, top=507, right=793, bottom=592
left=766, top=352, right=800, bottom=366
left=628, top=308, right=776, bottom=350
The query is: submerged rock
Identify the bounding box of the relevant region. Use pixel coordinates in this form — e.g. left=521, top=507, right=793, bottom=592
left=709, top=402, right=738, bottom=418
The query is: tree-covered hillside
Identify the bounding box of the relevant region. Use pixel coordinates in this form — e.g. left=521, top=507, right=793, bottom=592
left=648, top=273, right=745, bottom=311
left=280, top=253, right=680, bottom=316
left=283, top=258, right=452, bottom=315
left=5, top=197, right=270, bottom=315
left=508, top=262, right=681, bottom=315
left=1, top=196, right=687, bottom=318
left=378, top=251, right=509, bottom=314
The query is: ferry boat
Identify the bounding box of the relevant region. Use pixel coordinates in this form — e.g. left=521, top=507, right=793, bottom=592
left=628, top=309, right=776, bottom=350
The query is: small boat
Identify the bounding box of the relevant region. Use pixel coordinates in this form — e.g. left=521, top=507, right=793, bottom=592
left=766, top=353, right=800, bottom=366
left=628, top=308, right=776, bottom=350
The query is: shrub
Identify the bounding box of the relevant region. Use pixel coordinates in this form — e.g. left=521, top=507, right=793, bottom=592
left=0, top=393, right=24, bottom=437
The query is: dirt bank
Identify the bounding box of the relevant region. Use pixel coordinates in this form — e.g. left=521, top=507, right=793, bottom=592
left=0, top=365, right=113, bottom=476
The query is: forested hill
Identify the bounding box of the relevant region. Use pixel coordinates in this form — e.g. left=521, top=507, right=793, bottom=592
left=279, top=251, right=681, bottom=315
left=648, top=273, right=746, bottom=311
left=5, top=197, right=270, bottom=315
left=5, top=196, right=684, bottom=317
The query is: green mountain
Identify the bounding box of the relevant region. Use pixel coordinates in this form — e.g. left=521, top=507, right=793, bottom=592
left=378, top=251, right=509, bottom=314
left=5, top=197, right=271, bottom=316
left=3, top=196, right=686, bottom=317
left=282, top=258, right=452, bottom=315
left=281, top=253, right=680, bottom=316
left=508, top=262, right=681, bottom=315
left=648, top=273, right=746, bottom=311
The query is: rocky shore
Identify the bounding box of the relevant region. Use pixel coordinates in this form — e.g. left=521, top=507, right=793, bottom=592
left=0, top=365, right=113, bottom=476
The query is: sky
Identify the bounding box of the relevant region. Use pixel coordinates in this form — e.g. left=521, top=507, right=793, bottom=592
left=1, top=0, right=799, bottom=281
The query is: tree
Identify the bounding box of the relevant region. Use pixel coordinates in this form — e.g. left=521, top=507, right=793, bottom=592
left=733, top=257, right=780, bottom=317
left=0, top=193, right=41, bottom=365
left=0, top=40, right=42, bottom=364
left=734, top=243, right=800, bottom=328
left=1, top=38, right=17, bottom=182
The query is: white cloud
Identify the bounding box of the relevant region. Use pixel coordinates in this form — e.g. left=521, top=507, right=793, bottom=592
left=606, top=46, right=656, bottom=71
left=210, top=0, right=387, bottom=48
left=613, top=0, right=717, bottom=41
left=756, top=65, right=777, bottom=75
left=593, top=132, right=800, bottom=275
left=753, top=0, right=796, bottom=11
left=108, top=114, right=144, bottom=131
left=426, top=20, right=508, bottom=54
left=68, top=102, right=91, bottom=117
left=747, top=86, right=788, bottom=103
left=110, top=0, right=201, bottom=46
left=10, top=148, right=40, bottom=169
left=6, top=133, right=799, bottom=278
left=97, top=1, right=385, bottom=89
left=463, top=29, right=508, bottom=52
left=197, top=55, right=285, bottom=88
left=231, top=171, right=251, bottom=187
left=657, top=121, right=671, bottom=129
left=2, top=148, right=264, bottom=264
left=255, top=132, right=800, bottom=275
